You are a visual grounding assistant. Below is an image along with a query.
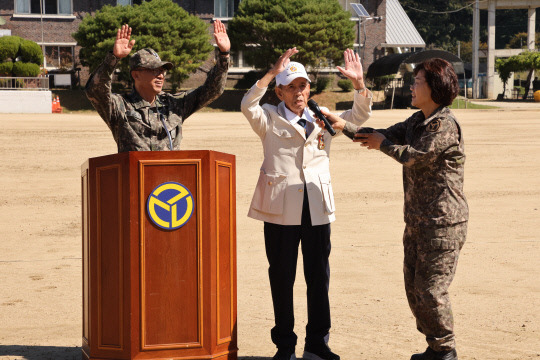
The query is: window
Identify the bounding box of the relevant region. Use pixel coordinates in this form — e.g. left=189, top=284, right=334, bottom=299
left=14, top=0, right=72, bottom=15
left=44, top=45, right=74, bottom=69
left=116, top=0, right=143, bottom=5
left=214, top=0, right=235, bottom=18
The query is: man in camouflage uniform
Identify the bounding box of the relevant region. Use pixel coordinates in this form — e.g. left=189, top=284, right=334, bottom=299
left=85, top=22, right=230, bottom=152
left=319, top=59, right=468, bottom=360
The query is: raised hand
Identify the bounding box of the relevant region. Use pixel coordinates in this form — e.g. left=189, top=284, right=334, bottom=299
left=213, top=20, right=231, bottom=53
left=336, top=49, right=365, bottom=90
left=113, top=24, right=136, bottom=59
left=270, top=47, right=299, bottom=76
left=258, top=47, right=299, bottom=88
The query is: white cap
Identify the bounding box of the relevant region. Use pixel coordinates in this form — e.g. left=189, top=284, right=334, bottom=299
left=275, top=62, right=310, bottom=86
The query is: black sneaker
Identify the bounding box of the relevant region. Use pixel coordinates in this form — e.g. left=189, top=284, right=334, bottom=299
left=303, top=343, right=340, bottom=360
left=272, top=348, right=296, bottom=360
left=411, top=347, right=457, bottom=360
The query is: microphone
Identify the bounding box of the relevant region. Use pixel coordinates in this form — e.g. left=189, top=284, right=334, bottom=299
left=307, top=99, right=336, bottom=136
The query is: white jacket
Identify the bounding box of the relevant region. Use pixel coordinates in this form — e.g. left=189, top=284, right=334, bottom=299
left=241, top=83, right=372, bottom=225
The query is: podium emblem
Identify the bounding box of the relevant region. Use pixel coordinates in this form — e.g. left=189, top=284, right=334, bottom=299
left=147, top=182, right=194, bottom=230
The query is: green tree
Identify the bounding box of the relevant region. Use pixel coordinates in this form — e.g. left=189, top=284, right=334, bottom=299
left=0, top=36, right=21, bottom=61
left=458, top=40, right=487, bottom=63
left=495, top=57, right=514, bottom=95
left=19, top=39, right=44, bottom=65
left=0, top=36, right=43, bottom=77
left=496, top=51, right=540, bottom=99
left=228, top=0, right=354, bottom=71
left=400, top=0, right=473, bottom=51
left=506, top=32, right=540, bottom=49
left=73, top=0, right=214, bottom=88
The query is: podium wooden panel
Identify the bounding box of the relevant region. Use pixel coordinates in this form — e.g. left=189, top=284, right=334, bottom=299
left=81, top=151, right=237, bottom=360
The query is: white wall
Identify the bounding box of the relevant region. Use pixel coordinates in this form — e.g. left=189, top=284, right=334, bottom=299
left=0, top=91, right=52, bottom=113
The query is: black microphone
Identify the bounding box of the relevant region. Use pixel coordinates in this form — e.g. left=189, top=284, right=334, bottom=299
left=307, top=99, right=336, bottom=136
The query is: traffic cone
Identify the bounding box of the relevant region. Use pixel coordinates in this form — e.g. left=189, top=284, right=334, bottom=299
left=55, top=96, right=63, bottom=113
left=52, top=96, right=57, bottom=112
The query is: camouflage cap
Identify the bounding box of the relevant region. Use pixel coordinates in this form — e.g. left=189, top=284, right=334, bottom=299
left=129, top=48, right=173, bottom=70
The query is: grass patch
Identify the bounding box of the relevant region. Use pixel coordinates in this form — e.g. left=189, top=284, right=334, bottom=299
left=450, top=98, right=498, bottom=109
left=52, top=89, right=94, bottom=112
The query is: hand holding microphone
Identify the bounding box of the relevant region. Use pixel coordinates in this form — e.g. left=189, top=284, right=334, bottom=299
left=307, top=99, right=336, bottom=136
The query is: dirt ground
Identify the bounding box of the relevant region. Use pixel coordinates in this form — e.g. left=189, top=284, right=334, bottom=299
left=0, top=106, right=539, bottom=360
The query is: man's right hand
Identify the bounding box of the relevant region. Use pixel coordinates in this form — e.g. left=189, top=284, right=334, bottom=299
left=316, top=109, right=347, bottom=131
left=113, top=24, right=136, bottom=59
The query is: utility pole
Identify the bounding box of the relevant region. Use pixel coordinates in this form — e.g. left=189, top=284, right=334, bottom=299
left=472, top=0, right=480, bottom=99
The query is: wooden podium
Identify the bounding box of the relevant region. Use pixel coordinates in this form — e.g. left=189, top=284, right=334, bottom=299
left=81, top=151, right=237, bottom=360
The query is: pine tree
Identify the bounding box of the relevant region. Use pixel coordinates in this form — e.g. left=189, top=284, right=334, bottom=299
left=228, top=0, right=355, bottom=70
left=73, top=0, right=214, bottom=88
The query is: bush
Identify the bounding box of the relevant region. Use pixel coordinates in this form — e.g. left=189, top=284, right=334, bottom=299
left=19, top=39, right=43, bottom=65
left=234, top=70, right=266, bottom=90
left=0, top=61, right=13, bottom=76
left=337, top=79, right=353, bottom=92
left=314, top=76, right=331, bottom=93
left=12, top=62, right=41, bottom=77
left=0, top=36, right=21, bottom=62
left=514, top=86, right=525, bottom=95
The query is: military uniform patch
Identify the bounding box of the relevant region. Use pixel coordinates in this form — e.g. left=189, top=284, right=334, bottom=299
left=426, top=119, right=441, bottom=132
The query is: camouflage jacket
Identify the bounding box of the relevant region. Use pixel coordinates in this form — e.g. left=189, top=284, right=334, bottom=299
left=377, top=106, right=469, bottom=226
left=85, top=52, right=229, bottom=152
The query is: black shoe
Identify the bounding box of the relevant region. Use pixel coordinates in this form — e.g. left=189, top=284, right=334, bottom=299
left=303, top=343, right=340, bottom=360
left=273, top=348, right=296, bottom=360
left=411, top=347, right=457, bottom=360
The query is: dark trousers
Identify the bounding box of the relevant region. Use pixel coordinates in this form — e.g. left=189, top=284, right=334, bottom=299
left=263, top=189, right=332, bottom=350
left=403, top=223, right=467, bottom=352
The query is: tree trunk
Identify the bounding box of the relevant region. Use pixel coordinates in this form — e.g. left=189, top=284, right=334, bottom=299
left=523, top=69, right=534, bottom=100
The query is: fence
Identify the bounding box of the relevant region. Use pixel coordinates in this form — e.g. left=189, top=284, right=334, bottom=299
left=0, top=77, right=50, bottom=90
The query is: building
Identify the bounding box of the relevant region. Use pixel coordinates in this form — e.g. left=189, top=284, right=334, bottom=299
left=0, top=0, right=423, bottom=87
left=339, top=0, right=424, bottom=70
left=473, top=0, right=539, bottom=99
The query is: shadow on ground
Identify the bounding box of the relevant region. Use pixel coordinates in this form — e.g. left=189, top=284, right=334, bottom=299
left=0, top=346, right=279, bottom=360
left=0, top=345, right=80, bottom=360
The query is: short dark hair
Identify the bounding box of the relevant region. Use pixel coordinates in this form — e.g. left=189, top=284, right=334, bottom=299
left=414, top=58, right=459, bottom=107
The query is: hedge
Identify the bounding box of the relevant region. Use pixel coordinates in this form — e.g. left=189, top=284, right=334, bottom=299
left=19, top=39, right=43, bottom=65
left=0, top=61, right=14, bottom=76
left=0, top=36, right=21, bottom=62
left=337, top=79, right=353, bottom=92
left=12, top=62, right=41, bottom=77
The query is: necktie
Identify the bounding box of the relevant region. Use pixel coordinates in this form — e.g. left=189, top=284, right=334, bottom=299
left=298, top=119, right=310, bottom=136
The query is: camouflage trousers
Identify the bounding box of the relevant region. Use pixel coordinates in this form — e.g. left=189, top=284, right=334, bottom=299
left=403, top=222, right=467, bottom=352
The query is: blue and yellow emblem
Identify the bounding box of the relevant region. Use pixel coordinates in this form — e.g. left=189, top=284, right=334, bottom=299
left=146, top=182, right=194, bottom=230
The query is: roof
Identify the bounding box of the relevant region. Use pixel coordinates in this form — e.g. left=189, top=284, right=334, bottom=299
left=385, top=0, right=425, bottom=48
left=367, top=50, right=464, bottom=78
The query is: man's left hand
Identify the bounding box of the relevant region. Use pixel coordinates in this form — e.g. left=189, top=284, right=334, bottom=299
left=213, top=19, right=231, bottom=54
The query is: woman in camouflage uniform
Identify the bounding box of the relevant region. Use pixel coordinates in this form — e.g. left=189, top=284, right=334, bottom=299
left=319, top=58, right=468, bottom=360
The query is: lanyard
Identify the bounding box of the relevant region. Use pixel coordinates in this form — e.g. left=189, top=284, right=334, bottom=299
left=155, top=98, right=173, bottom=151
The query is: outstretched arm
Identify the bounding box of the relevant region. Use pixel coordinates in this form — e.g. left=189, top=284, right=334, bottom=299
left=337, top=49, right=366, bottom=94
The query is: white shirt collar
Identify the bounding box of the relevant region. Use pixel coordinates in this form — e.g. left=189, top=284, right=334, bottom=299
left=282, top=105, right=315, bottom=125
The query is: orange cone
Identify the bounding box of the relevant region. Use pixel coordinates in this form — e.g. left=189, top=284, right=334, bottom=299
left=52, top=96, right=57, bottom=112
left=55, top=96, right=63, bottom=113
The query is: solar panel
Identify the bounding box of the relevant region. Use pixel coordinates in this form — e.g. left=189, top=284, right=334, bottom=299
left=350, top=3, right=370, bottom=18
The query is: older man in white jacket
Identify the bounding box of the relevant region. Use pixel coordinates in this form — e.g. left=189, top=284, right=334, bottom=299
left=240, top=48, right=372, bottom=360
